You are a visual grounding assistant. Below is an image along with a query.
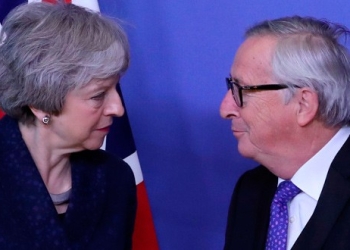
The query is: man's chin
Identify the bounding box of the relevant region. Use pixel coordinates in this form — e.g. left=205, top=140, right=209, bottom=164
left=237, top=142, right=255, bottom=159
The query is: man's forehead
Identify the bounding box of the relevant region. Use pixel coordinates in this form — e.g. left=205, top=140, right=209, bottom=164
left=230, top=36, right=277, bottom=85
left=235, top=35, right=278, bottom=63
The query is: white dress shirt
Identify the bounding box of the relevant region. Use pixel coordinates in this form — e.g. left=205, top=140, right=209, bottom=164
left=277, top=126, right=350, bottom=250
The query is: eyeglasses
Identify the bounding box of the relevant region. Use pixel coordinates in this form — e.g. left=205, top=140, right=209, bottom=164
left=226, top=77, right=298, bottom=107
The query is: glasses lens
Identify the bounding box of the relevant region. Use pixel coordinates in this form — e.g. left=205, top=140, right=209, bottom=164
left=226, top=78, right=231, bottom=91
left=232, top=83, right=241, bottom=107
left=226, top=78, right=241, bottom=107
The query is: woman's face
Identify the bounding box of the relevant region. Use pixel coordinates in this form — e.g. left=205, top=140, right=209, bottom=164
left=50, top=75, right=124, bottom=151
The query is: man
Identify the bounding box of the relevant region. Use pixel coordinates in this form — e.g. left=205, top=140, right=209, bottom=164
left=220, top=16, right=350, bottom=250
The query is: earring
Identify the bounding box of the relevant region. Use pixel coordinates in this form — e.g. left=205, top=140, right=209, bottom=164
left=42, top=115, right=50, bottom=125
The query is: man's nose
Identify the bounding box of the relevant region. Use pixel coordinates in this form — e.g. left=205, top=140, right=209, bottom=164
left=220, top=91, right=239, bottom=119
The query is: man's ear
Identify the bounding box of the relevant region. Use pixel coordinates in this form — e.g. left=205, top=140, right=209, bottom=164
left=296, top=88, right=319, bottom=127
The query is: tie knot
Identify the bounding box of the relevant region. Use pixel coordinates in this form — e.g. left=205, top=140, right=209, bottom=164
left=273, top=181, right=301, bottom=204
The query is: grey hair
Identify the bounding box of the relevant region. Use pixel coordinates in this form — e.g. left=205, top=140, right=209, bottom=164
left=246, top=16, right=350, bottom=127
left=0, top=1, right=130, bottom=124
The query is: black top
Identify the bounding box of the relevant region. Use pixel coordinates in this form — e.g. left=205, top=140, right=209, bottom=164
left=0, top=116, right=137, bottom=249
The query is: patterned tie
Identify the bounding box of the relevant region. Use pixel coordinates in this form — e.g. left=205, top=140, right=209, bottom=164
left=265, top=181, right=301, bottom=250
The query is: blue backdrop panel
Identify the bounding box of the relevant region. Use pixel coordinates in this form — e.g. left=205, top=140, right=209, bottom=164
left=99, top=1, right=349, bottom=249
left=0, top=0, right=24, bottom=22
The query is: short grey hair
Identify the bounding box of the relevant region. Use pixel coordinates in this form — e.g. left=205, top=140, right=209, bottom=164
left=246, top=16, right=350, bottom=127
left=0, top=1, right=130, bottom=124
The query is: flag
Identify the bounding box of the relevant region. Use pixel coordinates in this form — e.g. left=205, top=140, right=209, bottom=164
left=106, top=86, right=159, bottom=250
left=0, top=1, right=159, bottom=249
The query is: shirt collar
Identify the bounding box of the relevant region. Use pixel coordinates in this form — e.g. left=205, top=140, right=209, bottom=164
left=278, top=126, right=350, bottom=201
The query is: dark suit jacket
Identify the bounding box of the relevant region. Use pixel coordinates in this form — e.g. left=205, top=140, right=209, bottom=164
left=0, top=116, right=137, bottom=249
left=224, top=136, right=350, bottom=250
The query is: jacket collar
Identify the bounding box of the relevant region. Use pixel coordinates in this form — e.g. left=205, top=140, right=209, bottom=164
left=0, top=116, right=107, bottom=247
left=293, top=135, right=350, bottom=249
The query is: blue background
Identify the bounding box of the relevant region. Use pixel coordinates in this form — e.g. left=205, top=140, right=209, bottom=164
left=97, top=0, right=350, bottom=249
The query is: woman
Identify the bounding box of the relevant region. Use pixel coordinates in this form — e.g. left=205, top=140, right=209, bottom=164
left=0, top=2, right=136, bottom=249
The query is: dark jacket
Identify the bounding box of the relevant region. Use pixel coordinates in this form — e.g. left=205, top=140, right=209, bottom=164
left=0, top=116, right=137, bottom=249
left=224, top=136, right=350, bottom=250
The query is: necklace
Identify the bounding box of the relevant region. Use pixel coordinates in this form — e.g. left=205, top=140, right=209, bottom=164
left=49, top=188, right=72, bottom=205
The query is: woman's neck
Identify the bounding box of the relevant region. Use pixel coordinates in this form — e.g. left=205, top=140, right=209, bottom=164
left=18, top=121, right=72, bottom=194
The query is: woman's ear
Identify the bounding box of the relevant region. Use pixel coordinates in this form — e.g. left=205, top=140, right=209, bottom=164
left=29, top=106, right=50, bottom=124
left=296, top=88, right=319, bottom=127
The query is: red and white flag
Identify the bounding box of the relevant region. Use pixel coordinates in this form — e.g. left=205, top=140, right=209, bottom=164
left=0, top=1, right=159, bottom=249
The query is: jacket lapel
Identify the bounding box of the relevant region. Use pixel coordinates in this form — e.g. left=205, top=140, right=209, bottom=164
left=63, top=151, right=108, bottom=245
left=0, top=116, right=109, bottom=248
left=0, top=116, right=68, bottom=247
left=254, top=170, right=277, bottom=249
left=293, top=136, right=350, bottom=249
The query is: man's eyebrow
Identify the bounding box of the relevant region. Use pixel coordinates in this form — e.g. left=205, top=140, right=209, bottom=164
left=232, top=77, right=242, bottom=84
left=229, top=74, right=245, bottom=85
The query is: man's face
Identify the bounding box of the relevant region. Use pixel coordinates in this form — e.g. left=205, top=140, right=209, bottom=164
left=220, top=35, right=298, bottom=166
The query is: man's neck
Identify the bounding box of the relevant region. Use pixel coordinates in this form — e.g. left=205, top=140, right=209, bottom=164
left=260, top=122, right=341, bottom=180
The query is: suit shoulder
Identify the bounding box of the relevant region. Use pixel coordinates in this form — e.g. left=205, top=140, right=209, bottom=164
left=231, top=165, right=277, bottom=205
left=238, top=165, right=275, bottom=186
left=224, top=166, right=276, bottom=249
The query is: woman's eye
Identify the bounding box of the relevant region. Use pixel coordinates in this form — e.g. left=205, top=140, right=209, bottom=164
left=91, top=92, right=106, bottom=100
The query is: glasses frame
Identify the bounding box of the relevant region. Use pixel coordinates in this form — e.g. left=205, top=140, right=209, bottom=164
left=226, top=77, right=297, bottom=107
